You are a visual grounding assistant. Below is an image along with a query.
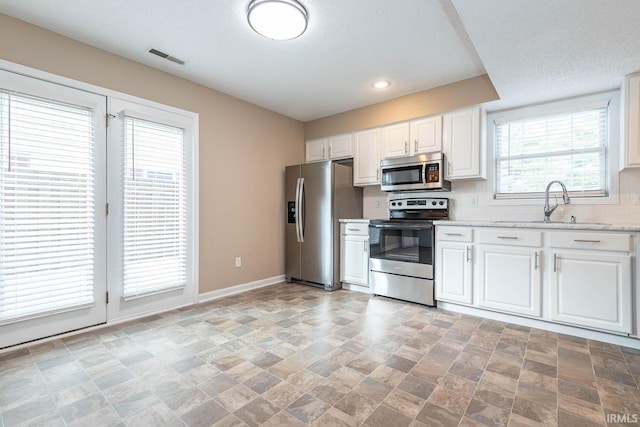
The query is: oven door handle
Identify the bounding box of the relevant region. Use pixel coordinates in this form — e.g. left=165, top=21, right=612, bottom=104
left=369, top=224, right=430, bottom=230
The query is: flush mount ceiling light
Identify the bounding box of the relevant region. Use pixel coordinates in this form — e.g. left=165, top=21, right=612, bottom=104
left=372, top=80, right=391, bottom=89
left=247, top=0, right=308, bottom=40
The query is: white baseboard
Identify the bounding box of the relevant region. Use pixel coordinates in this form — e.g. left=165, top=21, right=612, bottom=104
left=438, top=301, right=640, bottom=350
left=198, top=275, right=286, bottom=303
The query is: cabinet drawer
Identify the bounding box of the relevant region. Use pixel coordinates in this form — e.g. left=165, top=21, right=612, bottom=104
left=341, top=222, right=369, bottom=236
left=550, top=232, right=632, bottom=252
left=478, top=228, right=542, bottom=247
left=437, top=226, right=473, bottom=242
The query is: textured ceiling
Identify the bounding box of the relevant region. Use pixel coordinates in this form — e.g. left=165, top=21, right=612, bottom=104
left=1, top=0, right=639, bottom=121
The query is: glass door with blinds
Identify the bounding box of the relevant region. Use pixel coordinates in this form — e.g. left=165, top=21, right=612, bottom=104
left=0, top=70, right=107, bottom=348
left=106, top=98, right=196, bottom=321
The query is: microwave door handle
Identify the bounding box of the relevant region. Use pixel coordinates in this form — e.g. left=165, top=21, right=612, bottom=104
left=422, top=163, right=427, bottom=185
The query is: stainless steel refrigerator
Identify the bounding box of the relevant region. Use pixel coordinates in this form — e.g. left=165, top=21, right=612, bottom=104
left=285, top=161, right=363, bottom=291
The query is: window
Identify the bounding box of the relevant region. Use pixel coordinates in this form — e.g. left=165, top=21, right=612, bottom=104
left=0, top=86, right=104, bottom=325
left=491, top=92, right=618, bottom=200
left=0, top=63, right=198, bottom=348
left=121, top=115, right=187, bottom=299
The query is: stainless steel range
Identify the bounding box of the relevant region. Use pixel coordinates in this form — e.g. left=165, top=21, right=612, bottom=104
left=369, top=193, right=448, bottom=306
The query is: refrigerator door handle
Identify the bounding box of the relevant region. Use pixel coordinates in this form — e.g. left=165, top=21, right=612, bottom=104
left=299, top=177, right=305, bottom=242
left=295, top=178, right=302, bottom=243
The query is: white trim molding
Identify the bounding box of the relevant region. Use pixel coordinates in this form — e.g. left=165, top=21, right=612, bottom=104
left=198, top=275, right=286, bottom=303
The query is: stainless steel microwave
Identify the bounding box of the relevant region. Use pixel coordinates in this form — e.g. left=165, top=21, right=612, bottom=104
left=380, top=152, right=451, bottom=192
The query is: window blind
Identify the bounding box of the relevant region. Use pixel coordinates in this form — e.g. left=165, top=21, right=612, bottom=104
left=122, top=115, right=187, bottom=299
left=495, top=107, right=607, bottom=198
left=0, top=90, right=96, bottom=324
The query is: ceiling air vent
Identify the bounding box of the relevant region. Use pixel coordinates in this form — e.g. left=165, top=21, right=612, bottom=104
left=148, top=48, right=185, bottom=65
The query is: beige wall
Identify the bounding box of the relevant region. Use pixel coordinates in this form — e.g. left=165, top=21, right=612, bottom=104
left=0, top=14, right=305, bottom=295
left=304, top=75, right=499, bottom=139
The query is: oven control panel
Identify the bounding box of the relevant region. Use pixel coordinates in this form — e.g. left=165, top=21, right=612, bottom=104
left=389, top=197, right=448, bottom=211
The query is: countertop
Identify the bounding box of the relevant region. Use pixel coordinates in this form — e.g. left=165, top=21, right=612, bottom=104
left=339, top=218, right=370, bottom=223
left=434, top=220, right=640, bottom=232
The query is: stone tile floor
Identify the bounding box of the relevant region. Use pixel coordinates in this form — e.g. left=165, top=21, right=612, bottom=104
left=1, top=282, right=640, bottom=427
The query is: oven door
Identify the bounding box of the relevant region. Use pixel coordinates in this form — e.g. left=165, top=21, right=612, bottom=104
left=368, top=220, right=435, bottom=305
left=368, top=221, right=434, bottom=276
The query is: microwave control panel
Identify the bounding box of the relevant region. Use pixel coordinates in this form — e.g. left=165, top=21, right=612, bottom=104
left=426, top=163, right=440, bottom=183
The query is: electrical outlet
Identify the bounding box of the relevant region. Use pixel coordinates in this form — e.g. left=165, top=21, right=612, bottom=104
left=634, top=192, right=640, bottom=205
left=235, top=257, right=241, bottom=267
left=376, top=200, right=382, bottom=208
left=469, top=194, right=478, bottom=207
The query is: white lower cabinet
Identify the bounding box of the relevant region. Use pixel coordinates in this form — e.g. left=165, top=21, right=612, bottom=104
left=477, top=229, right=542, bottom=318
left=435, top=225, right=635, bottom=336
left=478, top=246, right=541, bottom=318
left=340, top=222, right=369, bottom=288
left=549, top=232, right=632, bottom=334
left=436, top=227, right=473, bottom=304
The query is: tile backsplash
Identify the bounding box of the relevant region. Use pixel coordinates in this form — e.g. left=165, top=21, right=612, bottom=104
left=363, top=168, right=640, bottom=224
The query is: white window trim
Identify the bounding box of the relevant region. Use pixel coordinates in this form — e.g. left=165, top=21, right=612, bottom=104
left=485, top=91, right=620, bottom=206
left=0, top=59, right=200, bottom=321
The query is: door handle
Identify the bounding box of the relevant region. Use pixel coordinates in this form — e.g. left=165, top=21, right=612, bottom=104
left=295, top=178, right=302, bottom=243
left=299, top=177, right=305, bottom=243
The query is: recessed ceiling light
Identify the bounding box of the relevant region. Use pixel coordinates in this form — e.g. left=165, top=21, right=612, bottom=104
left=247, top=0, right=308, bottom=41
left=373, top=80, right=391, bottom=89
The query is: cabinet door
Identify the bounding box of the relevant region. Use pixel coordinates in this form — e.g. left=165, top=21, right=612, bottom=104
left=550, top=251, right=631, bottom=334
left=306, top=138, right=328, bottom=163
left=478, top=246, right=541, bottom=317
left=382, top=123, right=410, bottom=159
left=354, top=128, right=382, bottom=185
left=328, top=134, right=353, bottom=159
left=623, top=73, right=640, bottom=167
left=436, top=242, right=472, bottom=304
left=410, top=116, right=442, bottom=154
left=340, top=235, right=369, bottom=286
left=442, top=107, right=485, bottom=179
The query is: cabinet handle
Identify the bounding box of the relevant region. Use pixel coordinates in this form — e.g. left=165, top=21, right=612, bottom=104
left=364, top=240, right=368, bottom=253
left=405, top=141, right=408, bottom=154
left=497, top=236, right=518, bottom=240
left=415, top=139, right=418, bottom=152
left=445, top=233, right=463, bottom=236
left=322, top=147, right=326, bottom=158
left=328, top=145, right=331, bottom=157
left=376, top=168, right=379, bottom=180
left=347, top=228, right=359, bottom=232
left=553, top=254, right=558, bottom=272
left=534, top=252, right=538, bottom=270
left=574, top=239, right=601, bottom=243
left=466, top=246, right=471, bottom=262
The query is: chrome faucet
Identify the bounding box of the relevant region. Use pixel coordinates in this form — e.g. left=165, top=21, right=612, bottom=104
left=544, top=180, right=570, bottom=222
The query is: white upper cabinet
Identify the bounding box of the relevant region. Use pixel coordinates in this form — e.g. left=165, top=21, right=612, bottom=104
left=382, top=122, right=410, bottom=158
left=354, top=128, right=382, bottom=185
left=442, top=106, right=486, bottom=180
left=328, top=134, right=353, bottom=159
left=382, top=116, right=443, bottom=159
left=621, top=72, right=640, bottom=169
left=410, top=115, right=442, bottom=154
left=305, top=134, right=354, bottom=163
left=305, top=138, right=328, bottom=162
